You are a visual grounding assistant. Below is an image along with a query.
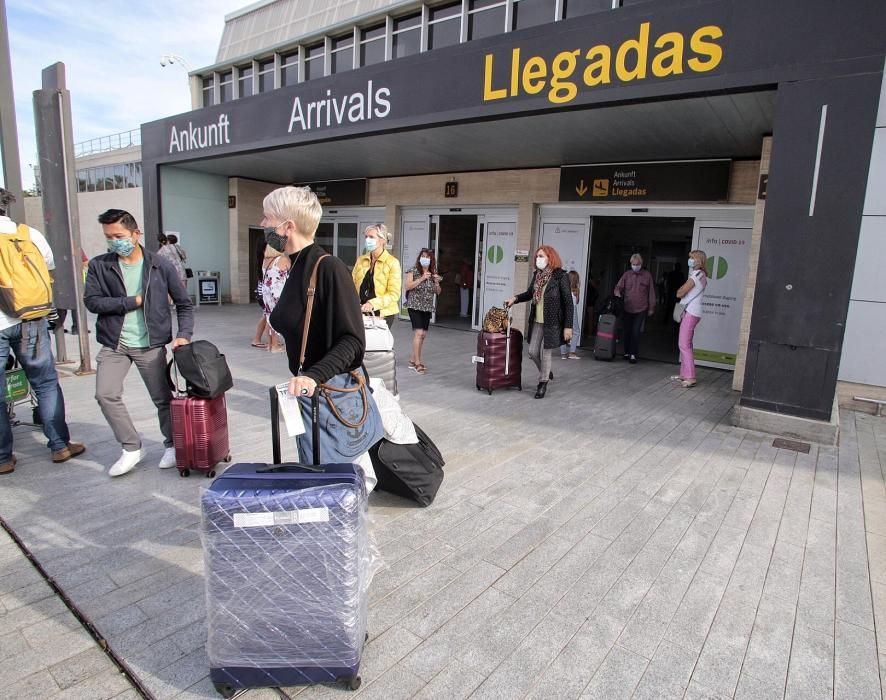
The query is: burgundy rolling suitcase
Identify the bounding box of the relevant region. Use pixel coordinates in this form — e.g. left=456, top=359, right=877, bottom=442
left=171, top=394, right=232, bottom=478
left=594, top=313, right=617, bottom=361
left=475, top=326, right=523, bottom=394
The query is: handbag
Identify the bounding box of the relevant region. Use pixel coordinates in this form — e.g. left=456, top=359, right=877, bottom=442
left=673, top=303, right=686, bottom=323
left=364, top=314, right=394, bottom=352
left=296, top=255, right=383, bottom=464
left=167, top=340, right=234, bottom=399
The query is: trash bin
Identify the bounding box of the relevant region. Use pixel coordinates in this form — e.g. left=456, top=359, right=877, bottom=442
left=197, top=271, right=221, bottom=306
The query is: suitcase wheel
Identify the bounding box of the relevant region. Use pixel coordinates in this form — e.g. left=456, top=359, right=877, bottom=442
left=346, top=676, right=362, bottom=691
left=476, top=384, right=481, bottom=391
left=213, top=682, right=236, bottom=698
left=179, top=469, right=190, bottom=478
left=206, top=470, right=216, bottom=478
left=223, top=454, right=232, bottom=462
left=487, top=389, right=493, bottom=395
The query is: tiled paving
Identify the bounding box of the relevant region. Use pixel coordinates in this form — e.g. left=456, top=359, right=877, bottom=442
left=0, top=304, right=884, bottom=699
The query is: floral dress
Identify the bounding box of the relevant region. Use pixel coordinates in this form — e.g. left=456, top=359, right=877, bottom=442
left=262, top=256, right=289, bottom=324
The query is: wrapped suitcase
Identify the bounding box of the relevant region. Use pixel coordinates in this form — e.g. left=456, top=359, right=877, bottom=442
left=363, top=349, right=397, bottom=396
left=594, top=313, right=617, bottom=361
left=369, top=423, right=444, bottom=506
left=202, top=461, right=370, bottom=697
left=475, top=327, right=523, bottom=394
left=170, top=393, right=231, bottom=477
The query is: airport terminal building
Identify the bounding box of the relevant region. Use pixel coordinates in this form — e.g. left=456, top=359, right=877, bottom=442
left=139, top=0, right=886, bottom=442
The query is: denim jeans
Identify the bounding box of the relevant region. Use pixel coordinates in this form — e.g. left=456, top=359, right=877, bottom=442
left=0, top=320, right=70, bottom=462
left=621, top=311, right=646, bottom=357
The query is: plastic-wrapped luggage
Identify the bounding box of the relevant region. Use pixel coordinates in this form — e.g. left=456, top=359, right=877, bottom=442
left=363, top=349, right=397, bottom=396
left=475, top=327, right=523, bottom=394
left=202, top=462, right=372, bottom=696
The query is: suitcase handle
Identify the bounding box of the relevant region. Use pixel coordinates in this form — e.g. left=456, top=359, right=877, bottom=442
left=255, top=463, right=324, bottom=473
left=269, top=386, right=321, bottom=466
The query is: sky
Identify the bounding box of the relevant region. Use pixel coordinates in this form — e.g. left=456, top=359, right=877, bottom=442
left=2, top=0, right=246, bottom=190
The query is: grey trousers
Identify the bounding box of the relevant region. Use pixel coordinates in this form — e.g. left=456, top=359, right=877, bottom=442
left=95, top=345, right=173, bottom=450
left=528, top=322, right=552, bottom=384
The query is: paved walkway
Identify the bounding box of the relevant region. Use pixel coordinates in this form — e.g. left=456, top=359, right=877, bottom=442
left=1, top=304, right=884, bottom=699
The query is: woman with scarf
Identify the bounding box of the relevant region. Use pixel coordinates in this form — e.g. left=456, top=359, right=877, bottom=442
left=505, top=245, right=573, bottom=399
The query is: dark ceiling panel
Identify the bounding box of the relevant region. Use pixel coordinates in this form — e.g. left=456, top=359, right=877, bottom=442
left=171, top=91, right=775, bottom=185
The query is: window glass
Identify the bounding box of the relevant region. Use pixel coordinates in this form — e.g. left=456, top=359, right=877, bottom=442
left=257, top=58, right=274, bottom=92
left=393, top=12, right=421, bottom=31
left=621, top=0, right=654, bottom=5
left=202, top=76, right=214, bottom=107
left=470, top=0, right=503, bottom=9
left=513, top=0, right=555, bottom=29
left=133, top=163, right=142, bottom=188
left=304, top=43, right=325, bottom=80
left=331, top=34, right=354, bottom=74
left=86, top=169, right=95, bottom=192
left=468, top=5, right=506, bottom=40
left=336, top=222, right=358, bottom=268
left=563, top=0, right=613, bottom=18
left=361, top=38, right=385, bottom=66
left=114, top=165, right=125, bottom=190
left=361, top=23, right=386, bottom=41
left=103, top=167, right=115, bottom=191
left=219, top=71, right=233, bottom=103
left=393, top=27, right=420, bottom=58
left=95, top=167, right=105, bottom=192
left=429, top=2, right=461, bottom=21
left=315, top=222, right=334, bottom=252
left=237, top=64, right=253, bottom=97
left=76, top=172, right=86, bottom=193
left=281, top=52, right=299, bottom=86
left=428, top=17, right=461, bottom=49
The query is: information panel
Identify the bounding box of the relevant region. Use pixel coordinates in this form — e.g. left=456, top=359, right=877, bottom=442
left=693, top=226, right=752, bottom=369
left=481, top=221, right=517, bottom=314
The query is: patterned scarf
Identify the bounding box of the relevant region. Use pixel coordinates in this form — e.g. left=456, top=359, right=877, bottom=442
left=532, top=267, right=553, bottom=305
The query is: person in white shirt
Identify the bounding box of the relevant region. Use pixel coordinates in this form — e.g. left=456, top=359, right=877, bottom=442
left=0, top=188, right=85, bottom=474
left=672, top=249, right=708, bottom=388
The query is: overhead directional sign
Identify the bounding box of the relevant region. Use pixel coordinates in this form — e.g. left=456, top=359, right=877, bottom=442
left=559, top=160, right=730, bottom=202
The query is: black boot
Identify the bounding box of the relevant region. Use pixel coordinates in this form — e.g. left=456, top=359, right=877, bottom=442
left=534, top=382, right=548, bottom=399
left=549, top=371, right=554, bottom=380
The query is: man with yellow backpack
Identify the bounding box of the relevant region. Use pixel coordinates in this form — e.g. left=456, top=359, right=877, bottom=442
left=0, top=187, right=85, bottom=474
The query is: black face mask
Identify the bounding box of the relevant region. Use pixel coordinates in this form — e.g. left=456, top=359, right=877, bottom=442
left=263, top=225, right=287, bottom=253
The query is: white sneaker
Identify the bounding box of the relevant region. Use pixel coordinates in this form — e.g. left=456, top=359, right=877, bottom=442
left=108, top=447, right=146, bottom=477
left=158, top=447, right=178, bottom=469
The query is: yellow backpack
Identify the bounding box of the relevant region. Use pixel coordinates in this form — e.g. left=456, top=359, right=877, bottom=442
left=0, top=224, right=53, bottom=320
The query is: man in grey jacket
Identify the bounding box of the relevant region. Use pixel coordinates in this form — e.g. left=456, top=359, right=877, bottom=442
left=85, top=209, right=193, bottom=477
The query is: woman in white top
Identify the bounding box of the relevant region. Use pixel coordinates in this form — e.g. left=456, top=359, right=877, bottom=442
left=673, top=249, right=707, bottom=387
left=260, top=245, right=291, bottom=353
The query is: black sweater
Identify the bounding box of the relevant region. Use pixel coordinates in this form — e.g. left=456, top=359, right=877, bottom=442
left=269, top=244, right=365, bottom=384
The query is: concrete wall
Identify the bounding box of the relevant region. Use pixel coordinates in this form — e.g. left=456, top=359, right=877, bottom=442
left=837, top=61, right=886, bottom=411
left=733, top=138, right=771, bottom=392
left=160, top=167, right=231, bottom=299
left=229, top=177, right=279, bottom=304
left=23, top=188, right=144, bottom=259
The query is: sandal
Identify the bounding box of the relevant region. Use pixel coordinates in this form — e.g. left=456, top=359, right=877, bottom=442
left=669, top=375, right=684, bottom=381
left=251, top=342, right=268, bottom=348
left=680, top=379, right=697, bottom=388
left=415, top=364, right=427, bottom=374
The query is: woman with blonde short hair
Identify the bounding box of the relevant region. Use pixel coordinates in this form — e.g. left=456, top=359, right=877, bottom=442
left=672, top=249, right=708, bottom=388
left=352, top=224, right=402, bottom=328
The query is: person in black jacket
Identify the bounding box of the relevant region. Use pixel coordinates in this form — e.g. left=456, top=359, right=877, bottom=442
left=505, top=245, right=573, bottom=399
left=263, top=187, right=364, bottom=398
left=85, top=209, right=193, bottom=477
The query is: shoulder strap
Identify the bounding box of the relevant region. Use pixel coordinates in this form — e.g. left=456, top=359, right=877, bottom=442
left=14, top=224, right=30, bottom=241
left=299, top=254, right=331, bottom=371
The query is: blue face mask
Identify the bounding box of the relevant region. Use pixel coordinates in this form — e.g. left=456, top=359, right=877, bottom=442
left=108, top=237, right=136, bottom=257
left=687, top=258, right=695, bottom=269
left=365, top=237, right=378, bottom=252
left=419, top=257, right=431, bottom=267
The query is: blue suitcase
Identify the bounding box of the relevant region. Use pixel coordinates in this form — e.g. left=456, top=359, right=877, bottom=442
left=203, top=461, right=369, bottom=696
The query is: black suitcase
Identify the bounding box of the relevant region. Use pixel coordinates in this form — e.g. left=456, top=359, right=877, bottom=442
left=369, top=424, right=444, bottom=506
left=594, top=313, right=617, bottom=361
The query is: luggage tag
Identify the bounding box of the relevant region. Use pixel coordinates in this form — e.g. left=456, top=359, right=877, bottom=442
left=275, top=382, right=306, bottom=437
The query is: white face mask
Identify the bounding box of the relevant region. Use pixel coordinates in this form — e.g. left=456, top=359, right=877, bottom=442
left=687, top=258, right=695, bottom=269
left=365, top=237, right=378, bottom=252
left=631, top=264, right=641, bottom=272
left=419, top=257, right=431, bottom=267
left=535, top=256, right=547, bottom=270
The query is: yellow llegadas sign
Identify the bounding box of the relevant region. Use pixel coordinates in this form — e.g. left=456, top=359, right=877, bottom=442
left=483, top=21, right=723, bottom=106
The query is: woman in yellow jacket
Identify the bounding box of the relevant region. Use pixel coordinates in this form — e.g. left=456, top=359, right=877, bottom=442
left=352, top=224, right=402, bottom=327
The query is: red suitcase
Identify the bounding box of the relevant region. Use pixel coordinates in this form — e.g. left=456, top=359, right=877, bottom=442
left=171, top=394, right=232, bottom=478
left=475, top=328, right=523, bottom=394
